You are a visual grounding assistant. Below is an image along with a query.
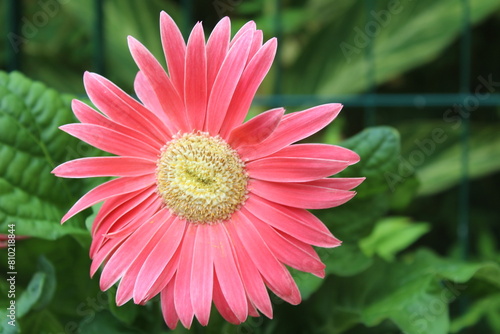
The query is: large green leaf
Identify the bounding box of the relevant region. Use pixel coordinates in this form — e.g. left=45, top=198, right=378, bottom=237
left=359, top=216, right=430, bottom=261
left=0, top=71, right=96, bottom=240
left=396, top=121, right=500, bottom=195
left=283, top=0, right=500, bottom=95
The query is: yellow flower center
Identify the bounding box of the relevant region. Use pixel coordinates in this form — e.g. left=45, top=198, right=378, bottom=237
left=156, top=132, right=248, bottom=224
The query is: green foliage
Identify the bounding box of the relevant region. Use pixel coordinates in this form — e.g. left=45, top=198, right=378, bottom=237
left=0, top=71, right=98, bottom=242
left=359, top=216, right=430, bottom=261
left=396, top=120, right=500, bottom=195
left=280, top=0, right=500, bottom=95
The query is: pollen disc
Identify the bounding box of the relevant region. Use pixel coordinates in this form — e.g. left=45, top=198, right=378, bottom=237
left=156, top=132, right=248, bottom=224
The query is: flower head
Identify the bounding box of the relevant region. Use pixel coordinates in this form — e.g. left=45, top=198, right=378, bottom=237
left=53, top=12, right=364, bottom=329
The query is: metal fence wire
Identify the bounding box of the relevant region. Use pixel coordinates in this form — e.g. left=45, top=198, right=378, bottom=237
left=4, top=0, right=500, bottom=259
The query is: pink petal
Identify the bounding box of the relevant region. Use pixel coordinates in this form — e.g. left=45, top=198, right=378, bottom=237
left=83, top=72, right=169, bottom=143
left=242, top=104, right=343, bottom=161
left=248, top=179, right=356, bottom=209
left=190, top=224, right=214, bottom=326
left=98, top=209, right=169, bottom=290
left=244, top=194, right=341, bottom=248
left=116, top=232, right=177, bottom=306
left=61, top=174, right=154, bottom=223
left=212, top=273, right=242, bottom=325
left=246, top=208, right=326, bottom=277
left=219, top=38, right=277, bottom=138
left=128, top=36, right=189, bottom=132
left=268, top=143, right=360, bottom=164
left=227, top=107, right=284, bottom=151
left=228, top=211, right=301, bottom=305
left=71, top=100, right=163, bottom=149
left=230, top=229, right=273, bottom=318
left=248, top=29, right=264, bottom=62
left=211, top=223, right=248, bottom=322
left=246, top=156, right=350, bottom=182
left=161, top=278, right=180, bottom=329
left=133, top=216, right=185, bottom=303
left=139, top=247, right=181, bottom=305
left=134, top=71, right=176, bottom=136
left=60, top=123, right=159, bottom=159
left=184, top=23, right=207, bottom=130
left=230, top=21, right=256, bottom=47
left=206, top=17, right=230, bottom=92
left=52, top=156, right=155, bottom=178
left=174, top=223, right=196, bottom=329
left=205, top=30, right=253, bottom=135
left=160, top=11, right=186, bottom=97
left=305, top=177, right=366, bottom=190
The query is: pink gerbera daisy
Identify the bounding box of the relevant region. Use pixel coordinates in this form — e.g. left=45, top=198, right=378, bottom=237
left=53, top=12, right=364, bottom=329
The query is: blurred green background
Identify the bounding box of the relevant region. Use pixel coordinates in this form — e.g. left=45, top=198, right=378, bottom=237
left=1, top=0, right=499, bottom=333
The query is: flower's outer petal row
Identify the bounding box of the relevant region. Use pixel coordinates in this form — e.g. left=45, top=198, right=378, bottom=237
left=160, top=11, right=186, bottom=98
left=206, top=17, right=230, bottom=93
left=184, top=22, right=207, bottom=130
left=212, top=223, right=248, bottom=322
left=248, top=179, right=356, bottom=210
left=174, top=223, right=196, bottom=328
left=134, top=71, right=177, bottom=136
left=228, top=212, right=301, bottom=305
left=228, top=107, right=284, bottom=150
left=71, top=100, right=163, bottom=151
left=190, top=224, right=214, bottom=326
left=244, top=194, right=342, bottom=248
left=241, top=103, right=343, bottom=161
left=246, top=208, right=326, bottom=277
left=220, top=38, right=278, bottom=138
left=52, top=156, right=155, bottom=178
left=61, top=174, right=155, bottom=223
left=84, top=72, right=170, bottom=143
left=98, top=209, right=169, bottom=291
left=60, top=124, right=159, bottom=159
left=205, top=30, right=253, bottom=135
left=246, top=157, right=351, bottom=182
left=128, top=36, right=190, bottom=132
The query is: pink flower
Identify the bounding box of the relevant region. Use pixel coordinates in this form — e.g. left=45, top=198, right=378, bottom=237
left=53, top=12, right=363, bottom=329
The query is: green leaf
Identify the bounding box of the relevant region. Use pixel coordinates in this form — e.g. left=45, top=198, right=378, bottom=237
left=0, top=71, right=96, bottom=240
left=396, top=121, right=500, bottom=195
left=359, top=217, right=430, bottom=261
left=339, top=126, right=400, bottom=197
left=283, top=0, right=500, bottom=95
left=17, top=256, right=57, bottom=318
left=450, top=293, right=500, bottom=333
